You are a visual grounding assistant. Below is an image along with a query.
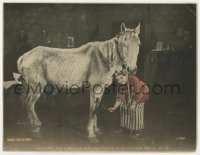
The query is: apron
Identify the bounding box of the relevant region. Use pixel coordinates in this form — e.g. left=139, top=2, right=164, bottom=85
left=120, top=101, right=144, bottom=131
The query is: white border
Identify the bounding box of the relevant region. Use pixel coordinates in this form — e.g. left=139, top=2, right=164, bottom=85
left=0, top=0, right=199, bottom=3
left=0, top=1, right=199, bottom=155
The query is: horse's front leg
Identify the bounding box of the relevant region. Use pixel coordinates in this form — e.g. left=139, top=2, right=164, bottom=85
left=87, top=86, right=104, bottom=143
left=93, top=114, right=103, bottom=136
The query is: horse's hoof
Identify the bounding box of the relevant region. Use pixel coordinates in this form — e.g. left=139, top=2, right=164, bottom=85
left=95, top=130, right=103, bottom=136
left=89, top=137, right=99, bottom=144
left=32, top=132, right=42, bottom=139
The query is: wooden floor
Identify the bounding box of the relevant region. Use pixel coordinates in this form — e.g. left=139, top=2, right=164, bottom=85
left=3, top=85, right=196, bottom=151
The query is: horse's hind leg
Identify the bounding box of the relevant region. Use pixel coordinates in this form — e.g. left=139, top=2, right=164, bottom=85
left=87, top=91, right=97, bottom=141
left=26, top=91, right=42, bottom=138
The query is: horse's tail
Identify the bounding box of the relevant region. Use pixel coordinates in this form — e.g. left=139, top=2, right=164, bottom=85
left=17, top=55, right=24, bottom=74
left=3, top=56, right=24, bottom=90
left=13, top=72, right=23, bottom=84
left=14, top=54, right=26, bottom=85
left=16, top=55, right=27, bottom=99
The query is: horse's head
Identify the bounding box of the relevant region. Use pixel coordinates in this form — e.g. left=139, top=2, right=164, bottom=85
left=116, top=22, right=141, bottom=75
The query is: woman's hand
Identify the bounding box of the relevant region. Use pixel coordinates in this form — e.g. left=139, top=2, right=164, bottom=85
left=131, top=100, right=137, bottom=110
left=108, top=107, right=116, bottom=113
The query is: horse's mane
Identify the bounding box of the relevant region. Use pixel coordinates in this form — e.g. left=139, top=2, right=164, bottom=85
left=80, top=36, right=119, bottom=65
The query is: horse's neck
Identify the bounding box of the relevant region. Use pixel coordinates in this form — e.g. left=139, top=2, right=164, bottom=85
left=95, top=38, right=123, bottom=74
left=94, top=38, right=116, bottom=59
left=79, top=37, right=122, bottom=74
left=102, top=38, right=122, bottom=65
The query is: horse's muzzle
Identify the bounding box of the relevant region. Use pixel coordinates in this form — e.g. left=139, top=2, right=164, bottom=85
left=121, top=64, right=137, bottom=75
left=130, top=66, right=138, bottom=75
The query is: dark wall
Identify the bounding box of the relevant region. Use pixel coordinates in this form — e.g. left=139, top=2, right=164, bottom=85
left=4, top=4, right=196, bottom=80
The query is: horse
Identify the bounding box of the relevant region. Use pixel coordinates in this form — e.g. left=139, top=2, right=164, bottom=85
left=16, top=22, right=141, bottom=143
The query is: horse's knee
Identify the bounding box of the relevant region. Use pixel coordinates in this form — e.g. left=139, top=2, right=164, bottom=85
left=94, top=98, right=101, bottom=109
left=95, top=98, right=101, bottom=104
left=26, top=104, right=34, bottom=111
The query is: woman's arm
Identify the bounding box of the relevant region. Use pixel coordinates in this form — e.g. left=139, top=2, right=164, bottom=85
left=108, top=99, right=122, bottom=112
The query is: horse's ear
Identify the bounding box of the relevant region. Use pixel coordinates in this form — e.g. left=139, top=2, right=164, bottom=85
left=120, top=22, right=127, bottom=33
left=135, top=22, right=140, bottom=36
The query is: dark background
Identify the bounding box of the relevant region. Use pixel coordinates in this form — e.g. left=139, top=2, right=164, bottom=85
left=3, top=4, right=196, bottom=151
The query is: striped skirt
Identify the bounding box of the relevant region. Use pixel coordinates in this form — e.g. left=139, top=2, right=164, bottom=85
left=120, top=102, right=144, bottom=131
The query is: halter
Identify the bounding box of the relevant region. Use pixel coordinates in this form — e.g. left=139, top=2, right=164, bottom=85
left=114, top=30, right=140, bottom=65
left=114, top=38, right=126, bottom=64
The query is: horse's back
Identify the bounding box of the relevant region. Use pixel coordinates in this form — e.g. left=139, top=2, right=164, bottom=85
left=18, top=46, right=82, bottom=68
left=18, top=46, right=92, bottom=86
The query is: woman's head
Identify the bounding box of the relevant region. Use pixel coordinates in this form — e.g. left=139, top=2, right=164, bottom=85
left=116, top=74, right=128, bottom=85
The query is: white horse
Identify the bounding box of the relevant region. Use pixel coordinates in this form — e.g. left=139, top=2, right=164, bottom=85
left=16, top=23, right=141, bottom=143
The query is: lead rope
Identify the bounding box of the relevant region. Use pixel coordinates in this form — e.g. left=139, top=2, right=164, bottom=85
left=125, top=67, right=135, bottom=136
left=125, top=65, right=131, bottom=107
left=127, top=80, right=131, bottom=106
left=125, top=65, right=138, bottom=111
